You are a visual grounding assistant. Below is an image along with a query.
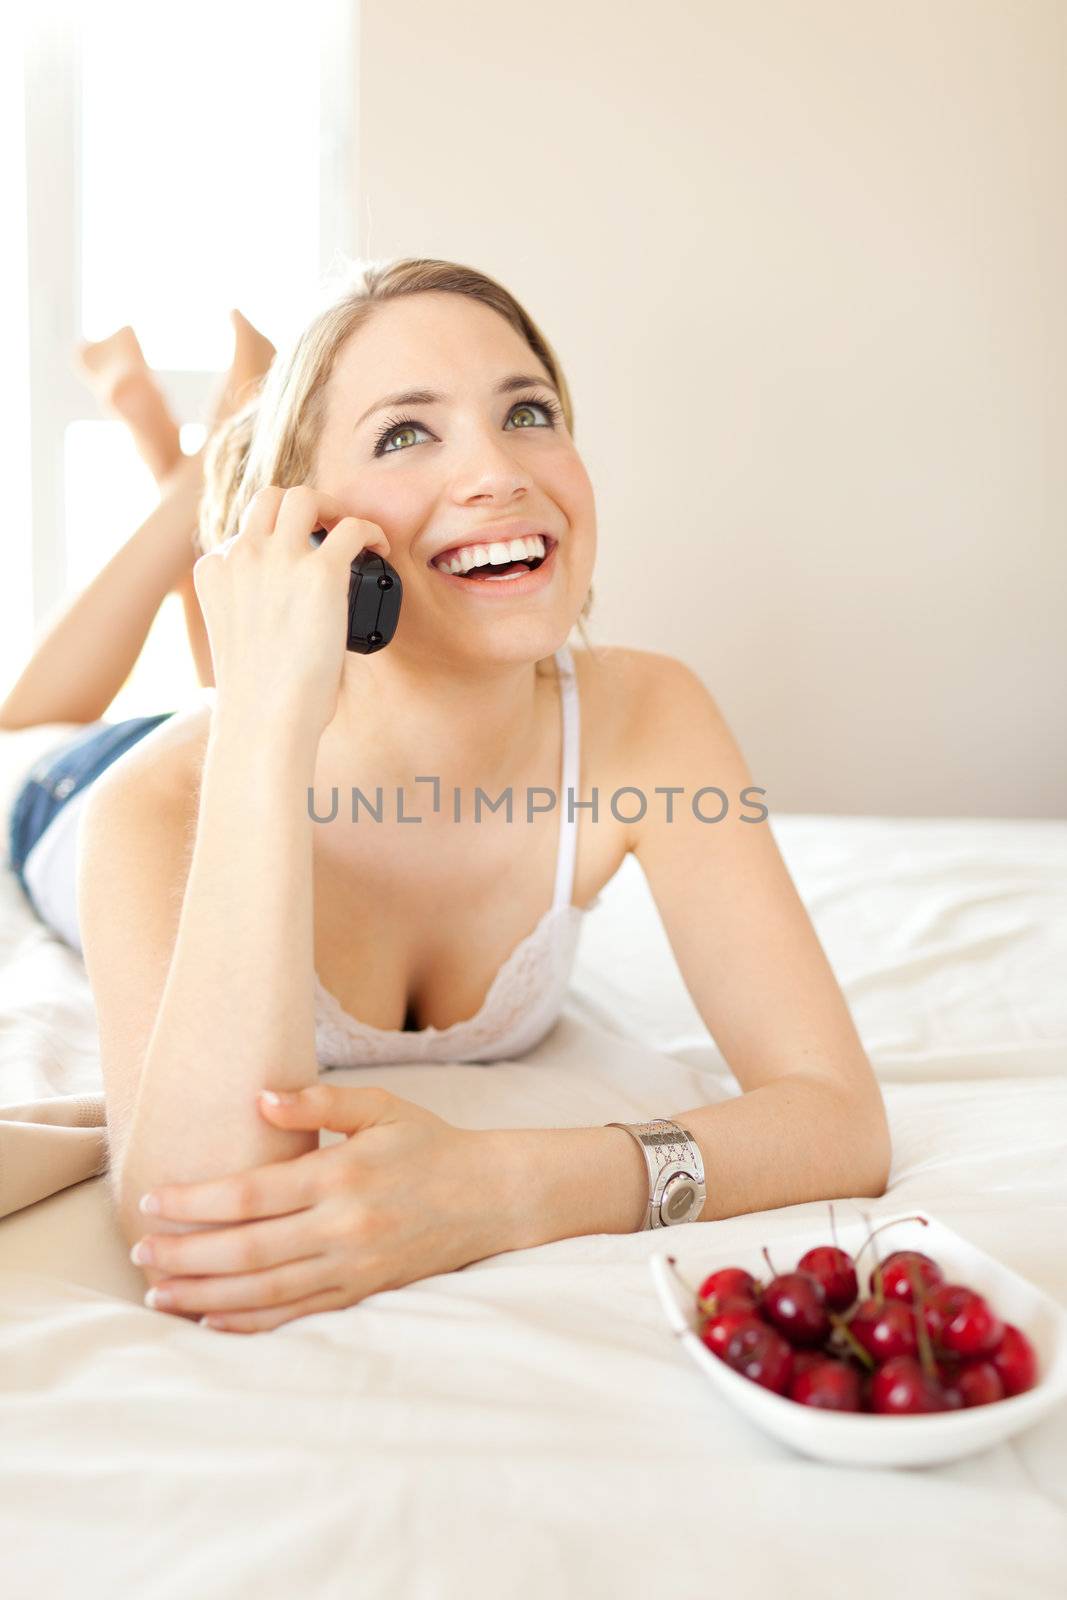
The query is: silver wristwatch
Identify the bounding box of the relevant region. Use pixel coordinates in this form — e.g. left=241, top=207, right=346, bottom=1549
left=605, top=1119, right=707, bottom=1230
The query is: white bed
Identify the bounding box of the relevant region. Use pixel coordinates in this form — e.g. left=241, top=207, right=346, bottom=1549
left=1, top=722, right=1065, bottom=1599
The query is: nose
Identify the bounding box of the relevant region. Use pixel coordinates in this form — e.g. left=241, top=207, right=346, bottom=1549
left=449, top=420, right=535, bottom=505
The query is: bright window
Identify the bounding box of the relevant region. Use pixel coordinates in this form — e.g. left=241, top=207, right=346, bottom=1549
left=80, top=1, right=323, bottom=371
left=0, top=28, right=32, bottom=688
left=11, top=0, right=354, bottom=721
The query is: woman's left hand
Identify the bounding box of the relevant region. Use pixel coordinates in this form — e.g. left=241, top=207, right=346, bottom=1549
left=133, top=1086, right=510, bottom=1334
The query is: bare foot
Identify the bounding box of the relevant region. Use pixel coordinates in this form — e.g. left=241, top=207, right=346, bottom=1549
left=206, top=308, right=276, bottom=432
left=73, top=325, right=182, bottom=482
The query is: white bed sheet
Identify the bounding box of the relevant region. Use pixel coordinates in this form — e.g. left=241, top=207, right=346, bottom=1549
left=1, top=724, right=1065, bottom=1598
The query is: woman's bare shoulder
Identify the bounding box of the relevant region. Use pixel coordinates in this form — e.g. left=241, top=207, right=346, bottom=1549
left=99, top=700, right=213, bottom=820
left=572, top=643, right=695, bottom=756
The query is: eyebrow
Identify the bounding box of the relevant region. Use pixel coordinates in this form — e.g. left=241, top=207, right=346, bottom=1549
left=354, top=372, right=561, bottom=431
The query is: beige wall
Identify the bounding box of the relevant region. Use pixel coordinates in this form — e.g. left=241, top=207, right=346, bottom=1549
left=355, top=0, right=1065, bottom=818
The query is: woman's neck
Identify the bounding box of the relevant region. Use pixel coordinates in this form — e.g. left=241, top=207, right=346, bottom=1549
left=317, top=647, right=559, bottom=798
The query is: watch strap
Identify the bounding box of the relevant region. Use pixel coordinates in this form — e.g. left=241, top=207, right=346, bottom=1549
left=605, top=1118, right=706, bottom=1230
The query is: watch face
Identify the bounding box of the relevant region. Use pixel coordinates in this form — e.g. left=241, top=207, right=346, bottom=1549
left=661, top=1176, right=699, bottom=1225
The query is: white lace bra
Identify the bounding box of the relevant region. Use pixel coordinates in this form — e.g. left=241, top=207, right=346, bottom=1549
left=313, top=641, right=599, bottom=1066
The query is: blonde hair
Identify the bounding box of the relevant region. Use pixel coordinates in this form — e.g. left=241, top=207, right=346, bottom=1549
left=199, top=257, right=595, bottom=666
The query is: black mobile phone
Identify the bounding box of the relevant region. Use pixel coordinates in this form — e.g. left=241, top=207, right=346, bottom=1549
left=308, top=528, right=403, bottom=654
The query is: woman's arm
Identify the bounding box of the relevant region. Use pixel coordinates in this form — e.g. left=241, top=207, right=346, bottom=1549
left=489, top=1074, right=889, bottom=1249
left=93, top=484, right=390, bottom=1273
left=82, top=710, right=323, bottom=1258
left=485, top=651, right=891, bottom=1246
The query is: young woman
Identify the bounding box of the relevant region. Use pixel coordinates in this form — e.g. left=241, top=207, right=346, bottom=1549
left=2, top=258, right=890, bottom=1334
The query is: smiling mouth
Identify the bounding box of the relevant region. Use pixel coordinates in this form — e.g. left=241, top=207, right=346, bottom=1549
left=431, top=536, right=556, bottom=580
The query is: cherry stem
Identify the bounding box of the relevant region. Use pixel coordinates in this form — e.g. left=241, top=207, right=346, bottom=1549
left=829, top=1201, right=839, bottom=1252
left=667, top=1255, right=767, bottom=1319
left=761, top=1245, right=778, bottom=1279
left=664, top=1255, right=696, bottom=1302
left=907, top=1262, right=937, bottom=1381
left=828, top=1310, right=875, bottom=1371
left=871, top=1261, right=885, bottom=1306
left=861, top=1210, right=882, bottom=1307
left=851, top=1213, right=929, bottom=1278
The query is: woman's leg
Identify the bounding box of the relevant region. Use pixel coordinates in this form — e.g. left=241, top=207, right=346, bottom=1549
left=72, top=324, right=223, bottom=693
left=73, top=312, right=274, bottom=694
left=0, top=314, right=277, bottom=729
left=76, top=310, right=276, bottom=483
left=0, top=452, right=207, bottom=729
left=207, top=310, right=277, bottom=422
left=175, top=311, right=276, bottom=686
left=74, top=325, right=183, bottom=482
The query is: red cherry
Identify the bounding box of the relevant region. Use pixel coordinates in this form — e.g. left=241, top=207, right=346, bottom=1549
left=870, top=1355, right=954, bottom=1414
left=848, top=1297, right=918, bottom=1362
left=723, top=1320, right=795, bottom=1394
left=700, top=1308, right=758, bottom=1361
left=698, top=1267, right=758, bottom=1307
left=696, top=1268, right=763, bottom=1323
left=712, top=1294, right=769, bottom=1330
left=874, top=1250, right=945, bottom=1303
left=720, top=1293, right=763, bottom=1317
left=938, top=1377, right=965, bottom=1410
left=788, top=1358, right=862, bottom=1411
left=956, top=1360, right=1006, bottom=1407
left=759, top=1271, right=831, bottom=1346
left=926, top=1284, right=1004, bottom=1357
left=791, top=1348, right=828, bottom=1379
left=797, top=1245, right=858, bottom=1311
left=990, top=1323, right=1038, bottom=1396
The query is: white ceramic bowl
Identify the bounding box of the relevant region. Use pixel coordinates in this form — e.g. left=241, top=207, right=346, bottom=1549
left=649, top=1210, right=1067, bottom=1468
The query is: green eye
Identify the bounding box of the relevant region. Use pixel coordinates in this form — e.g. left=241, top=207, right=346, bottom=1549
left=372, top=418, right=431, bottom=456
left=372, top=394, right=562, bottom=457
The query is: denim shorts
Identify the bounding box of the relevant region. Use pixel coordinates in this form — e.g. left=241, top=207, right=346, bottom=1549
left=7, top=712, right=176, bottom=898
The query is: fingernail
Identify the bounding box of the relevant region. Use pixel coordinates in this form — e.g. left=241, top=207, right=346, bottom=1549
left=139, top=1193, right=161, bottom=1214
left=260, top=1090, right=296, bottom=1105
left=144, top=1288, right=171, bottom=1309
left=130, top=1240, right=153, bottom=1265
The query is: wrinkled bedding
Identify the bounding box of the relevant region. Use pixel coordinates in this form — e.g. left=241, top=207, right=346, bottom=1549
left=1, top=722, right=1065, bottom=1598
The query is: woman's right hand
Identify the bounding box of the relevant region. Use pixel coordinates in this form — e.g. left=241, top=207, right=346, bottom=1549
left=192, top=484, right=391, bottom=743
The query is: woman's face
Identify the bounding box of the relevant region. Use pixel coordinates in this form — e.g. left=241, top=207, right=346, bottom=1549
left=311, top=291, right=596, bottom=664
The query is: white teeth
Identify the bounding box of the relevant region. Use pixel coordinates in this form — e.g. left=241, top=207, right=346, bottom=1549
left=435, top=534, right=547, bottom=575
left=459, top=544, right=491, bottom=574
